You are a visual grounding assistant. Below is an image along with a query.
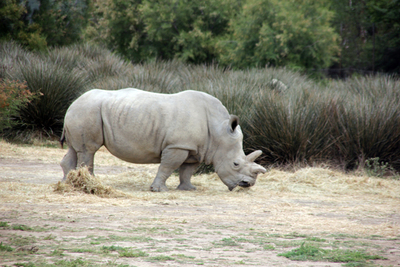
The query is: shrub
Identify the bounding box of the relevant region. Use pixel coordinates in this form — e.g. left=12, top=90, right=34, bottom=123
left=0, top=79, right=36, bottom=132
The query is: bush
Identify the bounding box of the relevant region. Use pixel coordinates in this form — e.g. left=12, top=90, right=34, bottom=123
left=0, top=79, right=36, bottom=132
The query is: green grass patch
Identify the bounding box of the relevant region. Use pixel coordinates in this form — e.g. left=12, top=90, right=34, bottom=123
left=50, top=249, right=65, bottom=257
left=148, top=255, right=175, bottom=262
left=172, top=253, right=195, bottom=259
left=53, top=258, right=93, bottom=266
left=0, top=221, right=9, bottom=227
left=9, top=235, right=36, bottom=246
left=278, top=242, right=385, bottom=264
left=101, top=245, right=126, bottom=252
left=70, top=247, right=96, bottom=253
left=263, top=244, right=275, bottom=250
left=213, top=237, right=241, bottom=247
left=0, top=242, right=14, bottom=252
left=118, top=249, right=148, bottom=258
left=43, top=234, right=56, bottom=240
left=12, top=224, right=33, bottom=231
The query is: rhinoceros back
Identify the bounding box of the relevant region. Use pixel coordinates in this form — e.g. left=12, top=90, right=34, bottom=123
left=63, top=88, right=229, bottom=164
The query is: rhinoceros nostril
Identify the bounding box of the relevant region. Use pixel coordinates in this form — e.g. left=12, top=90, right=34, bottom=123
left=239, top=181, right=250, bottom=187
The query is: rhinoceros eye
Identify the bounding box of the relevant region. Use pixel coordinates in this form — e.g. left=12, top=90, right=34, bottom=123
left=233, top=162, right=239, bottom=167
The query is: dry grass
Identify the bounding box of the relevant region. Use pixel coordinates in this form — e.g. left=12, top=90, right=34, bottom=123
left=53, top=167, right=126, bottom=198
left=1, top=139, right=400, bottom=238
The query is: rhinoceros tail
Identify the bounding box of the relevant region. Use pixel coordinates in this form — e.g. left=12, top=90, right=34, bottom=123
left=60, top=129, right=66, bottom=149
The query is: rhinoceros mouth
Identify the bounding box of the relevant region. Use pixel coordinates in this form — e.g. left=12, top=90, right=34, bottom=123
left=238, top=181, right=251, bottom=187
left=228, top=180, right=253, bottom=191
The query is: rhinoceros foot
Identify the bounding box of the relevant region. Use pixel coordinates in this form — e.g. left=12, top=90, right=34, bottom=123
left=150, top=184, right=169, bottom=192
left=177, top=183, right=197, bottom=191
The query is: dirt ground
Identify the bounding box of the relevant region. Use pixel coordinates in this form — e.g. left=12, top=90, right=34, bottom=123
left=0, top=140, right=399, bottom=266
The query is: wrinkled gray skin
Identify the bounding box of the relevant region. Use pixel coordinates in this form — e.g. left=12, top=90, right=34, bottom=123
left=60, top=89, right=266, bottom=191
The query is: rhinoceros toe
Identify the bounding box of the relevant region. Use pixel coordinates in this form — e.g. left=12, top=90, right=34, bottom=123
left=177, top=184, right=197, bottom=191
left=150, top=184, right=169, bottom=192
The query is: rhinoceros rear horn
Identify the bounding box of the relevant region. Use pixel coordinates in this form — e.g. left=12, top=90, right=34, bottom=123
left=229, top=115, right=239, bottom=133
left=246, top=150, right=262, bottom=162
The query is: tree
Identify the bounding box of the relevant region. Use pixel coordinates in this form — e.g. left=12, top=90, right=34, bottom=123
left=367, top=0, right=400, bottom=74
left=140, top=0, right=238, bottom=63
left=0, top=0, right=47, bottom=50
left=33, top=0, right=91, bottom=47
left=0, top=0, right=90, bottom=50
left=219, top=0, right=340, bottom=70
left=87, top=0, right=237, bottom=63
left=330, top=0, right=400, bottom=75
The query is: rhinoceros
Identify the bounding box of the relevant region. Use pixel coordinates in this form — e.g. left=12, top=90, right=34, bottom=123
left=60, top=88, right=266, bottom=191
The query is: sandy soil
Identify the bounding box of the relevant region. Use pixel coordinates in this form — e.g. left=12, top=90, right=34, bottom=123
left=0, top=141, right=399, bottom=266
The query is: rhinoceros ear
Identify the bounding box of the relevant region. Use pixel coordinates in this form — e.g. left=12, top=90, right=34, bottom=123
left=246, top=150, right=262, bottom=162
left=229, top=115, right=239, bottom=133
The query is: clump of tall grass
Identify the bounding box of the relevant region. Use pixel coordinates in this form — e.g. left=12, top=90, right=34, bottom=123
left=6, top=58, right=89, bottom=136
left=2, top=41, right=400, bottom=173
left=329, top=75, right=400, bottom=170
left=246, top=86, right=335, bottom=165
left=247, top=74, right=400, bottom=171
left=1, top=41, right=130, bottom=137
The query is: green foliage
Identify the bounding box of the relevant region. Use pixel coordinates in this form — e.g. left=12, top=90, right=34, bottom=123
left=0, top=0, right=90, bottom=50
left=0, top=0, right=47, bottom=50
left=86, top=0, right=339, bottom=71
left=220, top=0, right=340, bottom=70
left=140, top=0, right=236, bottom=63
left=33, top=0, right=91, bottom=47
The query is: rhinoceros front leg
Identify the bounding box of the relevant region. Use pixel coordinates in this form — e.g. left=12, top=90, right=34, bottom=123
left=150, top=148, right=189, bottom=192
left=177, top=163, right=199, bottom=191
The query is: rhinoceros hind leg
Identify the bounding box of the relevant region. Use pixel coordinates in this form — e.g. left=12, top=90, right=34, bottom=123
left=177, top=163, right=199, bottom=191
left=150, top=148, right=189, bottom=192
left=60, top=147, right=77, bottom=181
left=77, top=151, right=96, bottom=175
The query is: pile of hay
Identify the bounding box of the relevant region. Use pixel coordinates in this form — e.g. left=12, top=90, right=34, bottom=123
left=53, top=167, right=126, bottom=198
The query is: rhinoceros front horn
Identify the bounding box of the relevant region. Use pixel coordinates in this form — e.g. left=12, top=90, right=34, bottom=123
left=246, top=150, right=263, bottom=162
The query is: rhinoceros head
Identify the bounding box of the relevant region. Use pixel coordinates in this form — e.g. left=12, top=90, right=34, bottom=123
left=212, top=115, right=266, bottom=191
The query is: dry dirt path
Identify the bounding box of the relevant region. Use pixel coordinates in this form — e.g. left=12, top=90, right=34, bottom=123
left=0, top=140, right=399, bottom=266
